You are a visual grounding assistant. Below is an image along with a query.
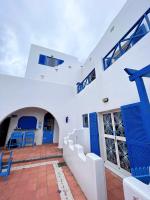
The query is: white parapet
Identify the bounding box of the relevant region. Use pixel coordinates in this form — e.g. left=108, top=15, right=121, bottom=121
left=63, top=137, right=107, bottom=200
left=123, top=177, right=150, bottom=200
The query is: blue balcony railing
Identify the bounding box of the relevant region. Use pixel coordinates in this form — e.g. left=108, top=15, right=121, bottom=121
left=77, top=69, right=96, bottom=93
left=103, top=8, right=150, bottom=70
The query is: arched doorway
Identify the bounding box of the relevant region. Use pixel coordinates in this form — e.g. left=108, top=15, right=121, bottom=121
left=43, top=113, right=54, bottom=144
left=0, top=107, right=59, bottom=148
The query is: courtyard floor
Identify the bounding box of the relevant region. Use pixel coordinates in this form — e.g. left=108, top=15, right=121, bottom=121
left=0, top=144, right=124, bottom=200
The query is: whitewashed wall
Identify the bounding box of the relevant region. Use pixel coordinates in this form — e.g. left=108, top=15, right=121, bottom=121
left=63, top=137, right=107, bottom=200
left=123, top=177, right=150, bottom=200
left=0, top=0, right=150, bottom=154
left=73, top=0, right=150, bottom=153
left=26, top=44, right=82, bottom=86
left=0, top=74, right=76, bottom=148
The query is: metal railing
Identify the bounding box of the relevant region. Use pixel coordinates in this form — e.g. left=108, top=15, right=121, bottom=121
left=103, top=8, right=150, bottom=70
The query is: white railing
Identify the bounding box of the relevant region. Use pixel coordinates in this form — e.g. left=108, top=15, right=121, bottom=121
left=63, top=136, right=107, bottom=200
left=123, top=177, right=150, bottom=200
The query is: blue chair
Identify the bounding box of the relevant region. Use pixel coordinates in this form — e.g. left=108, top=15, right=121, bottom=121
left=131, top=167, right=150, bottom=184
left=23, top=131, right=35, bottom=147
left=0, top=151, right=13, bottom=178
left=9, top=132, right=23, bottom=149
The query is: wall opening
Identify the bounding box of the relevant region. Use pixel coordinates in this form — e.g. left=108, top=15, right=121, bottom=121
left=0, top=117, right=11, bottom=147
left=0, top=107, right=59, bottom=148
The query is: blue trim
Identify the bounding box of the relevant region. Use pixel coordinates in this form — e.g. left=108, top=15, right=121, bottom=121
left=103, top=8, right=150, bottom=70
left=77, top=69, right=96, bottom=93
left=39, top=54, right=64, bottom=67
left=89, top=112, right=100, bottom=156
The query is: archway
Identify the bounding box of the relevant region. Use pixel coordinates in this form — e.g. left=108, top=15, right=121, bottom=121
left=42, top=112, right=59, bottom=144
left=0, top=107, right=59, bottom=148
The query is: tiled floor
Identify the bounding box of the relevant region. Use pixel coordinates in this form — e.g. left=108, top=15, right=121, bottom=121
left=106, top=169, right=124, bottom=200
left=0, top=144, right=125, bottom=200
left=11, top=143, right=62, bottom=161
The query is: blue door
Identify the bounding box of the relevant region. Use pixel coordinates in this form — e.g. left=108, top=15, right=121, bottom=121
left=42, top=131, right=53, bottom=144
left=89, top=112, right=100, bottom=156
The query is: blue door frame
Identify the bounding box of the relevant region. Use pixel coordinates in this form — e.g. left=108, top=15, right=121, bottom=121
left=89, top=112, right=100, bottom=156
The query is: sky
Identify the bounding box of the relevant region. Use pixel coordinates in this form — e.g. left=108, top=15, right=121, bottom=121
left=0, top=0, right=126, bottom=77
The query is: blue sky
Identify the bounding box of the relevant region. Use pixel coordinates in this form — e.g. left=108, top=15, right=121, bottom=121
left=0, top=0, right=126, bottom=76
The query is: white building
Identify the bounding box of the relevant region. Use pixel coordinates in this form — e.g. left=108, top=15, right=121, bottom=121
left=0, top=0, right=150, bottom=178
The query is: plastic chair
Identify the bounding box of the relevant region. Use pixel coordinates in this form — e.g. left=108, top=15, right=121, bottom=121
left=0, top=151, right=13, bottom=178
left=9, top=132, right=23, bottom=149
left=131, top=167, right=150, bottom=184
left=23, top=131, right=35, bottom=147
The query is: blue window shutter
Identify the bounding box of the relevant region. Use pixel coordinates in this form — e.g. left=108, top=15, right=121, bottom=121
left=89, top=112, right=100, bottom=156
left=39, top=54, right=46, bottom=65
left=121, top=103, right=150, bottom=168
left=18, top=116, right=37, bottom=130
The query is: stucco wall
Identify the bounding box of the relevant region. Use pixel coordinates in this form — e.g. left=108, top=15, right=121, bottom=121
left=26, top=44, right=82, bottom=86
left=0, top=0, right=150, bottom=152
left=73, top=0, right=150, bottom=152
left=0, top=75, right=76, bottom=147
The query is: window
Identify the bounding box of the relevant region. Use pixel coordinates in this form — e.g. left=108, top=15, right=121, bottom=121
left=77, top=69, right=96, bottom=93
left=103, top=8, right=150, bottom=70
left=102, top=111, right=130, bottom=172
left=18, top=116, right=37, bottom=130
left=82, top=114, right=89, bottom=127
left=38, top=54, right=64, bottom=67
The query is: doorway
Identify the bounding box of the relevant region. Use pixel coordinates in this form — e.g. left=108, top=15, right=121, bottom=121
left=42, top=113, right=54, bottom=144
left=0, top=117, right=11, bottom=147
left=101, top=110, right=130, bottom=174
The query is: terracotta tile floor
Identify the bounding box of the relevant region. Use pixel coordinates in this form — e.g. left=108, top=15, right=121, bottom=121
left=106, top=169, right=124, bottom=200
left=0, top=145, right=125, bottom=200
left=11, top=143, right=62, bottom=161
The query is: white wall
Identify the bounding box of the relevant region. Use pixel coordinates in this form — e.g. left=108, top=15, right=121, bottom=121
left=123, top=176, right=150, bottom=200
left=26, top=44, right=82, bottom=86
left=73, top=0, right=150, bottom=153
left=53, top=119, right=59, bottom=143
left=0, top=0, right=149, bottom=154
left=0, top=74, right=76, bottom=148
left=63, top=137, right=107, bottom=200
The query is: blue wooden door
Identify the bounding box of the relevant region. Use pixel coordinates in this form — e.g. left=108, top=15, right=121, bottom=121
left=89, top=112, right=100, bottom=156
left=42, top=131, right=53, bottom=144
